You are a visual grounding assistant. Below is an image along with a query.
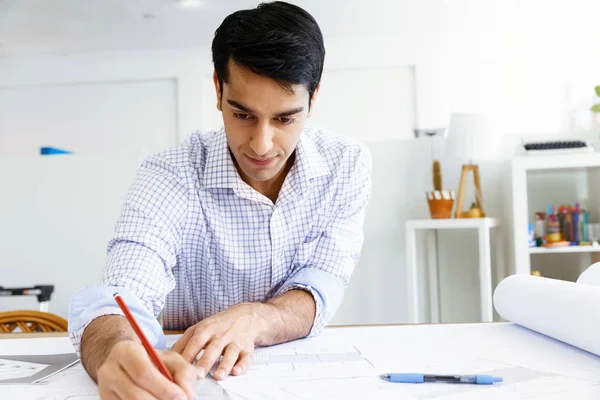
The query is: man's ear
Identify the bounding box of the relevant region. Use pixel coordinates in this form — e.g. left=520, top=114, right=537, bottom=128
left=213, top=71, right=222, bottom=111
left=307, top=83, right=320, bottom=117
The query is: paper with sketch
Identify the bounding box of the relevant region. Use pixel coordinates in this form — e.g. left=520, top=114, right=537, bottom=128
left=494, top=265, right=600, bottom=357
left=166, top=334, right=376, bottom=381
left=0, top=353, right=79, bottom=384
left=234, top=342, right=375, bottom=381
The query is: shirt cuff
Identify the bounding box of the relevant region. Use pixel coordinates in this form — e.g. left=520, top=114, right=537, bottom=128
left=68, top=286, right=165, bottom=356
left=275, top=267, right=345, bottom=336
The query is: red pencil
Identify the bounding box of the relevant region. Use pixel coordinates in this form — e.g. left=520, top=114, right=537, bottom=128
left=113, top=293, right=174, bottom=382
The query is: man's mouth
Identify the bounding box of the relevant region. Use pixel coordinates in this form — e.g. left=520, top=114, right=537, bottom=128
left=246, top=155, right=276, bottom=167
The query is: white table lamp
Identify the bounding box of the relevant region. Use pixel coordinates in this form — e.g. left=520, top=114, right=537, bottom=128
left=445, top=113, right=500, bottom=218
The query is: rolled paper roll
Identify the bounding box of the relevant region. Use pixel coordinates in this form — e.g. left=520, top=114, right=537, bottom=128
left=494, top=273, right=600, bottom=356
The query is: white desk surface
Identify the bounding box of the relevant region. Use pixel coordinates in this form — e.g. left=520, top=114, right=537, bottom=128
left=2, top=322, right=600, bottom=399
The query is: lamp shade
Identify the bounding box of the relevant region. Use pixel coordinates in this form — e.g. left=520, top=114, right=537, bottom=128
left=444, top=113, right=501, bottom=162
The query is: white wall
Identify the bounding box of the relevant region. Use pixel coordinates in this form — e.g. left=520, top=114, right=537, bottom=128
left=2, top=0, right=600, bottom=324
left=502, top=0, right=600, bottom=134
left=0, top=155, right=141, bottom=315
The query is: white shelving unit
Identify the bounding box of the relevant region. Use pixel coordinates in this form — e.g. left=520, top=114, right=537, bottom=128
left=512, top=152, right=600, bottom=275
left=528, top=246, right=600, bottom=254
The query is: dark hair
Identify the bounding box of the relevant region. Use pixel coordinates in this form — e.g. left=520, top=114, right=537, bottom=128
left=211, top=1, right=325, bottom=106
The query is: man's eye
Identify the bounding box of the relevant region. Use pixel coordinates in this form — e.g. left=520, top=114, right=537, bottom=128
left=279, top=117, right=295, bottom=125
left=234, top=113, right=251, bottom=120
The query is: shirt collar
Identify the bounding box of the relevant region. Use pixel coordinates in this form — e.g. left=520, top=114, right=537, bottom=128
left=201, top=128, right=331, bottom=196
left=292, top=132, right=331, bottom=184
left=202, top=128, right=242, bottom=190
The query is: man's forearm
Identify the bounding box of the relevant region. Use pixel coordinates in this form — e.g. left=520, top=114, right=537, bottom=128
left=80, top=315, right=138, bottom=382
left=253, top=289, right=316, bottom=346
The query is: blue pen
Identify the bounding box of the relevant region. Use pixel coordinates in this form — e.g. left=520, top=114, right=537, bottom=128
left=380, top=373, right=503, bottom=385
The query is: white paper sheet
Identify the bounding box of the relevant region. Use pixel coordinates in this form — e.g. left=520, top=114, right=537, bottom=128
left=229, top=342, right=375, bottom=381
left=494, top=273, right=600, bottom=356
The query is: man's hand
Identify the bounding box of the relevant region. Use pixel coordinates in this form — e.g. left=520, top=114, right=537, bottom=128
left=171, top=290, right=316, bottom=381
left=97, top=340, right=197, bottom=400
left=170, top=303, right=265, bottom=381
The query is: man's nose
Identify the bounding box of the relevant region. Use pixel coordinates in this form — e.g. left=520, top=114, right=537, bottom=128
left=249, top=124, right=274, bottom=156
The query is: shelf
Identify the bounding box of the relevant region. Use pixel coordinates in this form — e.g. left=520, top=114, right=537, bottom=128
left=529, top=246, right=600, bottom=254
left=405, top=217, right=500, bottom=230
left=512, top=152, right=600, bottom=171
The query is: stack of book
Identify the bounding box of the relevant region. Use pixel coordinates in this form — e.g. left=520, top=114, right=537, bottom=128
left=559, top=206, right=589, bottom=244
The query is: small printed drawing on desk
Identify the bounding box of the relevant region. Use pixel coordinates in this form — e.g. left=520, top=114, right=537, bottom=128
left=0, top=358, right=49, bottom=380
left=0, top=353, right=79, bottom=384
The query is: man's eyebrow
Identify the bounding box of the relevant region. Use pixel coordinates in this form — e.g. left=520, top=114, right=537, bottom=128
left=227, top=99, right=255, bottom=114
left=274, top=107, right=304, bottom=117
left=227, top=99, right=304, bottom=117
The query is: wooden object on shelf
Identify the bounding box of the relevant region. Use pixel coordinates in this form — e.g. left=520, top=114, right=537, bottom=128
left=455, top=164, right=486, bottom=218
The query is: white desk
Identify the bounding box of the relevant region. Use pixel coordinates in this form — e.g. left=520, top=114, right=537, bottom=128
left=405, top=218, right=504, bottom=323
left=2, top=323, right=600, bottom=399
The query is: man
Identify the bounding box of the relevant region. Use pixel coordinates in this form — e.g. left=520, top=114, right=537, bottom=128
left=69, top=1, right=372, bottom=399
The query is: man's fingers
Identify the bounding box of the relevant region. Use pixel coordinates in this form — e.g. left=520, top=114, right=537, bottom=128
left=170, top=328, right=194, bottom=354
left=196, top=340, right=226, bottom=378
left=98, top=385, right=120, bottom=400
left=214, top=344, right=240, bottom=380
left=232, top=351, right=253, bottom=376
left=117, top=344, right=189, bottom=400
left=97, top=362, right=125, bottom=400
left=110, top=365, right=159, bottom=400
left=161, top=351, right=199, bottom=398
left=181, top=331, right=212, bottom=364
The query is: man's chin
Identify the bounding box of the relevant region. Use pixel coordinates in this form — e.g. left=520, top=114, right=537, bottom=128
left=245, top=171, right=277, bottom=183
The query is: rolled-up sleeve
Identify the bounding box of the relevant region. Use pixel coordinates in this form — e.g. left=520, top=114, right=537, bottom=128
left=276, top=145, right=372, bottom=335
left=68, top=154, right=188, bottom=355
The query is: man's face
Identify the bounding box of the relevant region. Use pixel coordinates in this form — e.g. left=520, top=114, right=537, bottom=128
left=214, top=60, right=317, bottom=185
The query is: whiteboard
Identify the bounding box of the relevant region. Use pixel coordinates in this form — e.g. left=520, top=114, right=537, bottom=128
left=0, top=79, right=177, bottom=156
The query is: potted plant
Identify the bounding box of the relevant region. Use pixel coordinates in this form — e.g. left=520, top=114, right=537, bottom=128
left=426, top=160, right=454, bottom=219
left=591, top=86, right=600, bottom=113
left=591, top=85, right=600, bottom=129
